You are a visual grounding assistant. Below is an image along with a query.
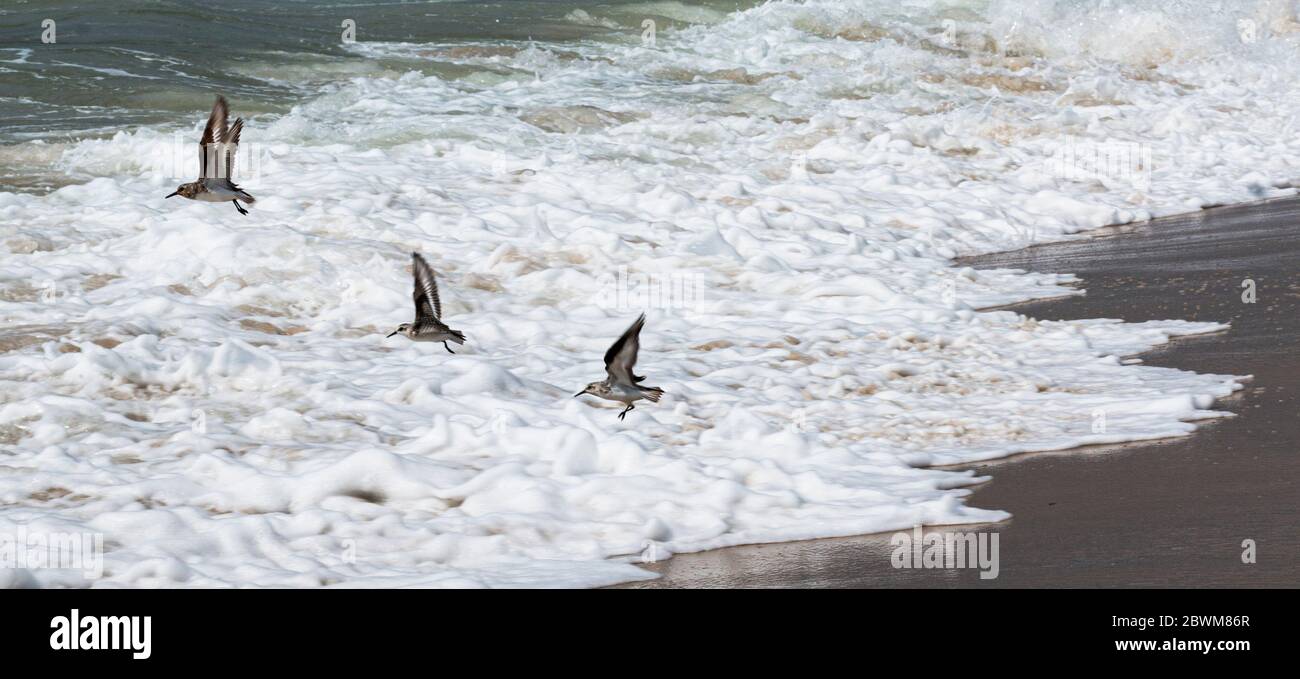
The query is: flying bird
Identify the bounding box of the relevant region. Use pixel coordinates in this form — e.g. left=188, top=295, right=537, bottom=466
left=575, top=313, right=665, bottom=420
left=387, top=252, right=467, bottom=353
left=165, top=95, right=256, bottom=215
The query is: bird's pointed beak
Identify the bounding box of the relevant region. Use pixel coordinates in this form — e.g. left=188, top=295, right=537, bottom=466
left=165, top=191, right=179, bottom=198
left=386, top=330, right=399, bottom=338
left=573, top=390, right=586, bottom=398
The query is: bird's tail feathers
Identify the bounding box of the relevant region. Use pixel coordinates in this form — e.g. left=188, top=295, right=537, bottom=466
left=639, top=386, right=664, bottom=402
left=448, top=329, right=467, bottom=344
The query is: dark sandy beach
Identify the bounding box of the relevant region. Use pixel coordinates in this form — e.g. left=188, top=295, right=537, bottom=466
left=623, top=196, right=1300, bottom=588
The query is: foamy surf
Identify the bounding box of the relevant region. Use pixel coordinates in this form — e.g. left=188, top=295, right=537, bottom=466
left=2, top=0, right=1296, bottom=587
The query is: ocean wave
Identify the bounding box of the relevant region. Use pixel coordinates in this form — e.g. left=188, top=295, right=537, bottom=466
left=1, top=0, right=1295, bottom=587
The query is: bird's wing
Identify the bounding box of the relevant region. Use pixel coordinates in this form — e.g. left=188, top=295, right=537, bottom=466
left=604, top=313, right=646, bottom=385
left=223, top=117, right=243, bottom=180
left=411, top=253, right=443, bottom=322
left=199, top=96, right=230, bottom=179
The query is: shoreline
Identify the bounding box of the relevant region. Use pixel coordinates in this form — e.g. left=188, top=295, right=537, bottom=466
left=618, top=195, right=1300, bottom=588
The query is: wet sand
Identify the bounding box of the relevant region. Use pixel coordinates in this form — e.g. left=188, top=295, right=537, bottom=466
left=622, top=196, right=1300, bottom=588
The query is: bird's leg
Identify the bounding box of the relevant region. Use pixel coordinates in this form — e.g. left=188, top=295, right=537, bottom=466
left=233, top=200, right=249, bottom=215
left=443, top=341, right=455, bottom=354
left=617, top=403, right=634, bottom=420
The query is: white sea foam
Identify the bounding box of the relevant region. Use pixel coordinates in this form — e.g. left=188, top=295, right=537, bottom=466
left=2, top=0, right=1296, bottom=587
